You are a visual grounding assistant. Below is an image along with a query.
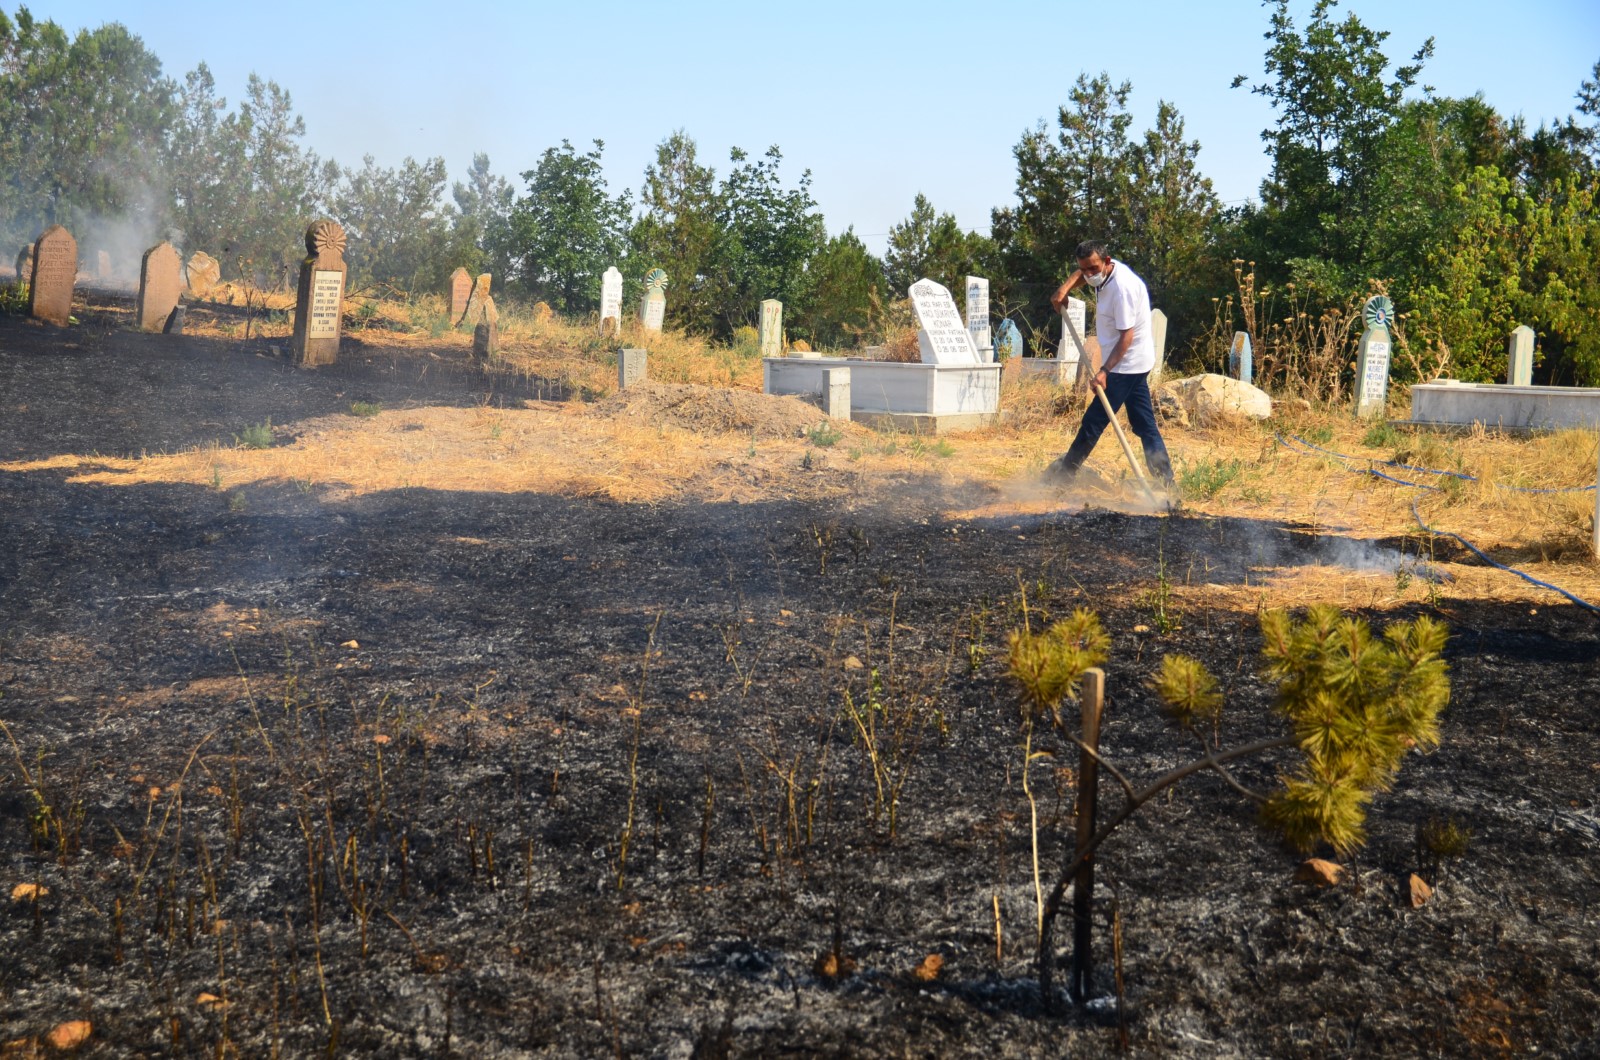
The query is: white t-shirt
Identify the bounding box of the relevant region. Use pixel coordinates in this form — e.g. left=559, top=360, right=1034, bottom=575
left=1093, top=261, right=1155, bottom=374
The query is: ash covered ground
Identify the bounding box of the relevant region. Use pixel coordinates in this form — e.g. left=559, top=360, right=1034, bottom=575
left=2, top=302, right=1598, bottom=1057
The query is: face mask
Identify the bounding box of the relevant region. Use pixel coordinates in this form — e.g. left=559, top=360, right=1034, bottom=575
left=1083, top=269, right=1109, bottom=289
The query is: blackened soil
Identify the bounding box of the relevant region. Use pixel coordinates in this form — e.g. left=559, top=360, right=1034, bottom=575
left=2, top=306, right=1598, bottom=1058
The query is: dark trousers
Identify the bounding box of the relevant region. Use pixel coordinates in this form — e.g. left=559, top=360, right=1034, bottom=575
left=1059, top=371, right=1173, bottom=483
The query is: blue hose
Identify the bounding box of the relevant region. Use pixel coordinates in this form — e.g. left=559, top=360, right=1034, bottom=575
left=1273, top=433, right=1600, bottom=613
left=1285, top=431, right=1596, bottom=494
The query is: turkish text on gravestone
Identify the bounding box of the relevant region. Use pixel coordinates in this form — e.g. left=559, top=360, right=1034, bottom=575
left=307, top=270, right=344, bottom=339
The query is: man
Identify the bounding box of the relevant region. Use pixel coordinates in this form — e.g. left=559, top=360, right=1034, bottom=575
left=1045, top=240, right=1174, bottom=493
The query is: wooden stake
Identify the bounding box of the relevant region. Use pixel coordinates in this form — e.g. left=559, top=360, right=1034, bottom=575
left=1069, top=668, right=1105, bottom=1005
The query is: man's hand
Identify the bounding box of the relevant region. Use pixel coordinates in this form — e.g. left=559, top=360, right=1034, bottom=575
left=1092, top=369, right=1108, bottom=392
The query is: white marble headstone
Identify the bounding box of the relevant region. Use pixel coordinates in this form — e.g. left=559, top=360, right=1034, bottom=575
left=908, top=278, right=979, bottom=365
left=1060, top=297, right=1087, bottom=362
left=600, top=266, right=623, bottom=336
left=759, top=299, right=783, bottom=358
left=965, top=276, right=991, bottom=353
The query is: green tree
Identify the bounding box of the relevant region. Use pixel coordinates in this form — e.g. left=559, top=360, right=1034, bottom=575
left=1124, top=101, right=1225, bottom=323
left=167, top=63, right=249, bottom=262
left=451, top=152, right=513, bottom=278
left=883, top=193, right=993, bottom=297
left=0, top=9, right=174, bottom=246
left=705, top=145, right=825, bottom=334
left=631, top=130, right=720, bottom=334
left=793, top=227, right=884, bottom=349
left=334, top=154, right=454, bottom=291
left=1234, top=0, right=1433, bottom=283
left=501, top=139, right=631, bottom=313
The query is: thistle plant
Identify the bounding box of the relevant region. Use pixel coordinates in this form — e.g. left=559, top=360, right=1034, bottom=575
left=1008, top=604, right=1451, bottom=1008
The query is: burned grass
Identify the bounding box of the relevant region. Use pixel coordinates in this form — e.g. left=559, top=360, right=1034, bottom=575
left=0, top=298, right=1597, bottom=1056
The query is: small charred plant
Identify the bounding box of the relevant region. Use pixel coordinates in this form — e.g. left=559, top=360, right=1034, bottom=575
left=1008, top=604, right=1450, bottom=1008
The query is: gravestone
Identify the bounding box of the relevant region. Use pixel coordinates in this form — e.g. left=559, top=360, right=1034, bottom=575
left=822, top=366, right=851, bottom=420
left=996, top=318, right=1024, bottom=361
left=1060, top=297, right=1087, bottom=361
left=291, top=220, right=347, bottom=367
left=639, top=269, right=668, bottom=332
left=618, top=348, right=647, bottom=390
left=1229, top=331, right=1253, bottom=385
left=96, top=250, right=112, bottom=284
left=164, top=305, right=186, bottom=334
left=1149, top=308, right=1169, bottom=385
left=187, top=252, right=221, bottom=298
left=1354, top=295, right=1394, bottom=419
left=759, top=299, right=783, bottom=358
left=462, top=273, right=492, bottom=329
left=531, top=301, right=553, bottom=325
left=448, top=267, right=471, bottom=322
left=1507, top=325, right=1534, bottom=386
left=473, top=318, right=499, bottom=359
left=27, top=225, right=77, bottom=325
left=15, top=243, right=34, bottom=283
left=965, top=276, right=991, bottom=360
left=600, top=266, right=623, bottom=337
left=908, top=278, right=979, bottom=365
left=135, top=241, right=183, bottom=332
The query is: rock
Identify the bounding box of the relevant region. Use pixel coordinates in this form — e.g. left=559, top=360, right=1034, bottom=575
left=843, top=655, right=864, bottom=671
left=911, top=953, right=944, bottom=982
left=1293, top=858, right=1343, bottom=887
left=10, top=883, right=47, bottom=901
left=196, top=992, right=228, bottom=1008
left=792, top=339, right=812, bottom=353
left=813, top=950, right=857, bottom=979
left=1169, top=373, right=1272, bottom=422
left=47, top=1020, right=91, bottom=1051
left=531, top=301, right=553, bottom=325
left=186, top=252, right=221, bottom=298
left=1409, top=873, right=1433, bottom=908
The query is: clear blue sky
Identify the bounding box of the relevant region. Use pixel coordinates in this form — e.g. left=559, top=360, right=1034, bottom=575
left=23, top=0, right=1600, bottom=254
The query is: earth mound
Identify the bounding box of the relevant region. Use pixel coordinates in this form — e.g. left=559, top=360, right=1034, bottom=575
left=587, top=380, right=850, bottom=438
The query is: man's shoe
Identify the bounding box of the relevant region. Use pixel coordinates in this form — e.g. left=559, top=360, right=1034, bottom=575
left=1041, top=457, right=1077, bottom=486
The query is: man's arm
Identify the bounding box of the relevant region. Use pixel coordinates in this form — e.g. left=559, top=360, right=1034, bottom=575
left=1093, top=327, right=1136, bottom=390
left=1049, top=270, right=1083, bottom=310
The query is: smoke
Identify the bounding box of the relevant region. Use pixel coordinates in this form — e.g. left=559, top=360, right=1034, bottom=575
left=73, top=173, right=177, bottom=292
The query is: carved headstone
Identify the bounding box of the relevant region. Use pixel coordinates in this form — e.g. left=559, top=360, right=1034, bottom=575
left=136, top=242, right=183, bottom=332
left=186, top=252, right=221, bottom=298
left=618, top=348, right=648, bottom=390
left=1508, top=325, right=1534, bottom=386
left=639, top=269, right=667, bottom=332
left=532, top=301, right=553, bottom=325
left=462, top=273, right=492, bottom=329
left=15, top=243, right=34, bottom=282
left=1060, top=297, right=1087, bottom=363
left=965, top=276, right=991, bottom=358
left=822, top=366, right=851, bottom=420
left=27, top=225, right=77, bottom=325
left=1149, top=308, right=1169, bottom=385
left=759, top=299, right=783, bottom=358
left=996, top=318, right=1024, bottom=361
left=448, top=267, right=471, bottom=322
left=1229, top=331, right=1253, bottom=385
left=291, top=220, right=347, bottom=367
left=1354, top=296, right=1395, bottom=419
left=908, top=278, right=979, bottom=365
left=600, top=266, right=623, bottom=337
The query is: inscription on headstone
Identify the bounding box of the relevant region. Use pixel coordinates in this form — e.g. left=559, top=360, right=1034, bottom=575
left=135, top=241, right=183, bottom=332
left=292, top=220, right=347, bottom=366
left=1354, top=295, right=1395, bottom=419
left=639, top=269, right=668, bottom=333
left=1508, top=325, right=1534, bottom=386
left=1149, top=308, right=1169, bottom=385
left=1229, top=331, right=1253, bottom=385
left=822, top=366, right=851, bottom=421
left=618, top=348, right=648, bottom=390
left=965, top=276, right=991, bottom=358
left=600, top=266, right=623, bottom=337
left=27, top=225, right=77, bottom=326
left=908, top=278, right=978, bottom=365
left=187, top=252, right=221, bottom=298
left=448, top=267, right=471, bottom=322
left=759, top=299, right=783, bottom=358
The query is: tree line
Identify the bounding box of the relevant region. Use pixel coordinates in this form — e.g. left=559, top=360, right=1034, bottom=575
left=2, top=2, right=1596, bottom=384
